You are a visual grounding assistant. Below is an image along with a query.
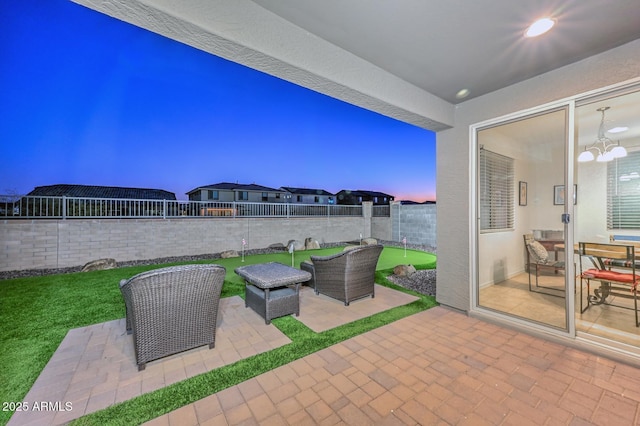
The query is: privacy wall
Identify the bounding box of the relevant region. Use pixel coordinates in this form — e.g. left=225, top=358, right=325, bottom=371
left=0, top=217, right=371, bottom=272
left=0, top=202, right=442, bottom=272
left=391, top=203, right=436, bottom=246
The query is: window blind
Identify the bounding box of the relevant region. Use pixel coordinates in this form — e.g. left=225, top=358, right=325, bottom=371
left=607, top=150, right=640, bottom=229
left=479, top=148, right=514, bottom=232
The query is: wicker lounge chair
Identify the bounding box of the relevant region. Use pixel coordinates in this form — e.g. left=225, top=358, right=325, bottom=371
left=119, top=264, right=226, bottom=370
left=302, top=244, right=383, bottom=306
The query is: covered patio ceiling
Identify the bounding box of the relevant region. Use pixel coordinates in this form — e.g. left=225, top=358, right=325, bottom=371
left=72, top=0, right=640, bottom=132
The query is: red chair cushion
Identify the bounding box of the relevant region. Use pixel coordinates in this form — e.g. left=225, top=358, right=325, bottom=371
left=582, top=268, right=640, bottom=289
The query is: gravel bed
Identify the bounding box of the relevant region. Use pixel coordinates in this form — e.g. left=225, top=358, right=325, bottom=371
left=0, top=240, right=437, bottom=296
left=386, top=269, right=436, bottom=297
left=378, top=240, right=437, bottom=297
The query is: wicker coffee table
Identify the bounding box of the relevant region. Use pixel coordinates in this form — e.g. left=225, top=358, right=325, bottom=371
left=235, top=262, right=312, bottom=324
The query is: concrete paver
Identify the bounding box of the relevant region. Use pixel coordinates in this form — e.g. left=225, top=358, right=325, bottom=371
left=10, top=284, right=640, bottom=425
left=153, top=307, right=640, bottom=425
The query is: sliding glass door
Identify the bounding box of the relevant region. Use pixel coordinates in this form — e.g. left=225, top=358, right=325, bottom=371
left=575, top=88, right=640, bottom=348
left=476, top=106, right=572, bottom=331
left=473, top=83, right=640, bottom=353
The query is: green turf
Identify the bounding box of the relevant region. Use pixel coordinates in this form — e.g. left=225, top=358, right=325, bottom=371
left=0, top=246, right=436, bottom=426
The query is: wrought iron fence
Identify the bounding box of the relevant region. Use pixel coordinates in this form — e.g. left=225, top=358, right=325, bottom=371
left=0, top=195, right=375, bottom=219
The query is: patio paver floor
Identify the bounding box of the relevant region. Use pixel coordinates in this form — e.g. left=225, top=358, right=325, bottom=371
left=12, top=281, right=640, bottom=425
left=8, top=284, right=418, bottom=425
left=8, top=296, right=290, bottom=426
left=148, top=307, right=640, bottom=426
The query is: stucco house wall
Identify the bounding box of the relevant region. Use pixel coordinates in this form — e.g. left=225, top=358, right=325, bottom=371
left=436, top=39, right=640, bottom=312
left=290, top=194, right=332, bottom=204
left=188, top=188, right=286, bottom=203
left=188, top=189, right=235, bottom=202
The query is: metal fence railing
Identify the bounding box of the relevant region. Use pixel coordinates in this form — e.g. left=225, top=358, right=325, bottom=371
left=373, top=205, right=390, bottom=217
left=0, top=195, right=376, bottom=219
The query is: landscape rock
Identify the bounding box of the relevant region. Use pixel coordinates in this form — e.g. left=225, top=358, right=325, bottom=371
left=287, top=240, right=305, bottom=252
left=393, top=264, right=417, bottom=277
left=362, top=238, right=378, bottom=245
left=305, top=237, right=320, bottom=250
left=81, top=258, right=117, bottom=272
left=343, top=245, right=360, bottom=251
left=268, top=243, right=287, bottom=251
left=221, top=250, right=239, bottom=258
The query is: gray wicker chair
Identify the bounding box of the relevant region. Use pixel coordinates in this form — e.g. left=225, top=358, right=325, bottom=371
left=305, top=244, right=383, bottom=306
left=119, top=264, right=226, bottom=370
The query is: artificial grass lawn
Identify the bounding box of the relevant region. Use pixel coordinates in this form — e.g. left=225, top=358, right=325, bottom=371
left=0, top=246, right=436, bottom=426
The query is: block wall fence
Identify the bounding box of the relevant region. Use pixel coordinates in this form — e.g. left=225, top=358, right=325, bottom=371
left=0, top=203, right=436, bottom=272
left=392, top=203, right=437, bottom=246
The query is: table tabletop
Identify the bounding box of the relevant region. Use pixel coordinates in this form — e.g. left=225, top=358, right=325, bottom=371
left=555, top=243, right=640, bottom=259
left=235, top=262, right=311, bottom=289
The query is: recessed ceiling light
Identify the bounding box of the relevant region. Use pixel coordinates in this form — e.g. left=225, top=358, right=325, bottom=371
left=608, top=126, right=629, bottom=134
left=525, top=17, right=555, bottom=38
left=456, top=89, right=470, bottom=99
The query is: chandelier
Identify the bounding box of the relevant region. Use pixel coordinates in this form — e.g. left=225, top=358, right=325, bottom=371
left=577, top=106, right=627, bottom=162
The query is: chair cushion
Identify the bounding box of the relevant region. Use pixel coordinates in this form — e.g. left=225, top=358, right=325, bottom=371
left=527, top=240, right=549, bottom=264
left=582, top=268, right=640, bottom=288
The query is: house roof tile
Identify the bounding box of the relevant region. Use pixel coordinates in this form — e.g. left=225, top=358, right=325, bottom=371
left=28, top=184, right=176, bottom=200
left=187, top=182, right=282, bottom=193
left=280, top=187, right=334, bottom=196
left=337, top=189, right=394, bottom=198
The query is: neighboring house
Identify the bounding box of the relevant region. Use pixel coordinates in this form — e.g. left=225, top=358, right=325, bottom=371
left=335, top=190, right=394, bottom=205
left=27, top=184, right=177, bottom=200
left=24, top=184, right=177, bottom=217
left=280, top=187, right=335, bottom=204
left=187, top=182, right=287, bottom=203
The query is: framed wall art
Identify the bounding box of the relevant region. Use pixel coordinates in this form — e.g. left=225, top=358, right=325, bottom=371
left=553, top=184, right=577, bottom=205
left=519, top=181, right=527, bottom=206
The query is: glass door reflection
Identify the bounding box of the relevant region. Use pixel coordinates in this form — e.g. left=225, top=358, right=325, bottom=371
left=575, top=88, right=640, bottom=347
left=477, top=108, right=570, bottom=330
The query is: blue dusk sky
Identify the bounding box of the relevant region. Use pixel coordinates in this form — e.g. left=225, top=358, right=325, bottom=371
left=0, top=0, right=436, bottom=202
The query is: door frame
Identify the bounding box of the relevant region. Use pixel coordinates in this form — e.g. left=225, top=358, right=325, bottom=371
left=468, top=77, right=640, bottom=364
left=469, top=99, right=576, bottom=339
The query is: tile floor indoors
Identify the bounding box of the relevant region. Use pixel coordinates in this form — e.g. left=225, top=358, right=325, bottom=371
left=479, top=271, right=640, bottom=349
